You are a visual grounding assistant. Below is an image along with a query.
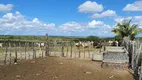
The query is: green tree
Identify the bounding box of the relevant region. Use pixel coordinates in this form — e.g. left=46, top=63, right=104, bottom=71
left=112, top=20, right=142, bottom=40
left=86, top=35, right=99, bottom=41
left=8, top=36, right=14, bottom=39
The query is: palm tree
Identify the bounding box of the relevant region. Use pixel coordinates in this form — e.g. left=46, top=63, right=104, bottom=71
left=112, top=20, right=142, bottom=69
left=112, top=20, right=142, bottom=40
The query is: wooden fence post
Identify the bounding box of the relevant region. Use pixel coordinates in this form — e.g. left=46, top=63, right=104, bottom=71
left=54, top=40, right=56, bottom=56
left=32, top=42, right=34, bottom=59
left=74, top=43, right=77, bottom=58
left=14, top=42, right=18, bottom=64
left=132, top=41, right=135, bottom=69
left=34, top=42, right=36, bottom=58
left=104, top=41, right=106, bottom=51
left=88, top=42, right=90, bottom=58
left=61, top=41, right=64, bottom=57
left=139, top=62, right=142, bottom=80
left=78, top=41, right=81, bottom=58
left=9, top=41, right=12, bottom=64
left=18, top=41, right=22, bottom=61
left=91, top=41, right=94, bottom=59
left=38, top=42, right=41, bottom=58
left=84, top=48, right=85, bottom=58
left=39, top=42, right=43, bottom=58
left=24, top=42, right=27, bottom=60
left=42, top=42, right=44, bottom=57
left=32, top=42, right=36, bottom=59
left=56, top=41, right=58, bottom=56
left=45, top=34, right=49, bottom=56
left=66, top=42, right=69, bottom=57
left=4, top=40, right=8, bottom=65
left=83, top=42, right=85, bottom=58
left=128, top=41, right=133, bottom=68
left=27, top=42, right=30, bottom=59
left=70, top=41, right=73, bottom=58
left=78, top=46, right=81, bottom=58
left=99, top=42, right=101, bottom=53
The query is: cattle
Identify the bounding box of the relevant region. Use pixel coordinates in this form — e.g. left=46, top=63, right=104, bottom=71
left=40, top=43, right=45, bottom=47
left=75, top=41, right=96, bottom=48
left=95, top=41, right=105, bottom=48
left=75, top=41, right=82, bottom=47
left=115, top=41, right=118, bottom=46
left=75, top=41, right=105, bottom=49
left=118, top=40, right=124, bottom=46
left=81, top=42, right=90, bottom=48
left=93, top=41, right=99, bottom=47
left=96, top=43, right=103, bottom=48
left=0, top=43, right=3, bottom=47
left=90, top=41, right=94, bottom=45
left=35, top=42, right=45, bottom=47
left=108, top=40, right=118, bottom=46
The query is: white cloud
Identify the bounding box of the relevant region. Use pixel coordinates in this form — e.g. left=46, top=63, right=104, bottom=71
left=0, top=4, right=13, bottom=12
left=114, top=16, right=142, bottom=22
left=58, top=20, right=113, bottom=36
left=114, top=17, right=129, bottom=23
left=0, top=11, right=114, bottom=36
left=59, top=21, right=86, bottom=32
left=91, top=10, right=117, bottom=18
left=123, top=1, right=142, bottom=11
left=133, top=16, right=142, bottom=21
left=130, top=16, right=142, bottom=28
left=88, top=20, right=111, bottom=29
left=59, top=20, right=112, bottom=34
left=0, top=11, right=56, bottom=35
left=114, top=16, right=142, bottom=28
left=88, top=20, right=104, bottom=28
left=87, top=20, right=113, bottom=37
left=78, top=1, right=103, bottom=13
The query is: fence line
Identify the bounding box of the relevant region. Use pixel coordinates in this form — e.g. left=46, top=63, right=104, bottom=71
left=123, top=39, right=142, bottom=80
left=1, top=37, right=142, bottom=79
left=0, top=39, right=101, bottom=66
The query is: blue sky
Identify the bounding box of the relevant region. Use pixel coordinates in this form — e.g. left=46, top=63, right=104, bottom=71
left=0, top=0, right=142, bottom=37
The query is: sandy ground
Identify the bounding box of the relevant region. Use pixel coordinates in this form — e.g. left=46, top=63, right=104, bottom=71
left=0, top=57, right=133, bottom=80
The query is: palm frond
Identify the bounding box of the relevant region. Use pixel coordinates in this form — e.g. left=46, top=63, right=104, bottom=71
left=112, top=19, right=140, bottom=40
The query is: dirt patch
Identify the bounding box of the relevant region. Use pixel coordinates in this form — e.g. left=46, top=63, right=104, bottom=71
left=0, top=57, right=133, bottom=80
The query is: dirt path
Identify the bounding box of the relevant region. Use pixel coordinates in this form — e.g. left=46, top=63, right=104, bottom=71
left=0, top=57, right=133, bottom=80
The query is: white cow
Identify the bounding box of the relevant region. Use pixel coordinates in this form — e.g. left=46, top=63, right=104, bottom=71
left=108, top=40, right=113, bottom=46
left=75, top=41, right=93, bottom=48
left=81, top=41, right=92, bottom=48
left=75, top=41, right=82, bottom=47
left=35, top=42, right=45, bottom=47
left=90, top=41, right=94, bottom=45
left=40, top=42, right=45, bottom=47
left=108, top=40, right=118, bottom=46
left=115, top=41, right=118, bottom=46
left=0, top=43, right=3, bottom=47
left=81, top=42, right=89, bottom=48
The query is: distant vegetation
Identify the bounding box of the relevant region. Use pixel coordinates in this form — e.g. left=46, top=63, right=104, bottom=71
left=0, top=35, right=141, bottom=42
left=0, top=35, right=45, bottom=42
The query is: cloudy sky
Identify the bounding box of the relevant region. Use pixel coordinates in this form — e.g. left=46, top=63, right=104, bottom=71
left=0, top=0, right=142, bottom=37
